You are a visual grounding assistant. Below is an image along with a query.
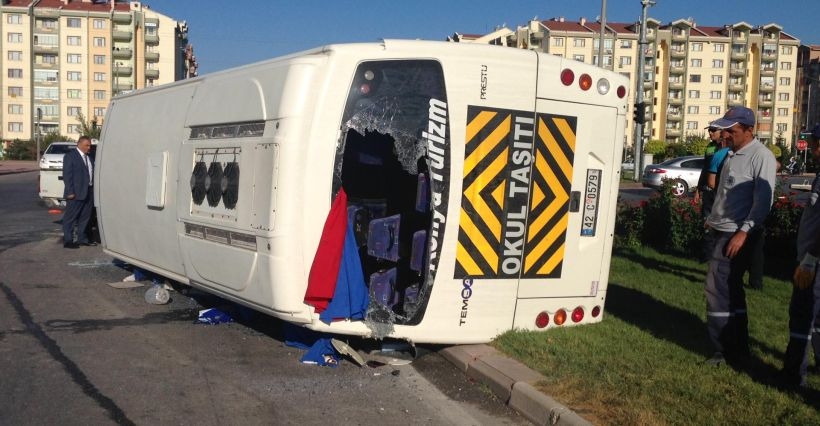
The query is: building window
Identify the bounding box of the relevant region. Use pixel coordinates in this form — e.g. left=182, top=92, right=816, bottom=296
left=686, top=121, right=698, bottom=129
left=7, top=33, right=22, bottom=43
left=8, top=104, right=22, bottom=114
left=711, top=75, right=723, bottom=84
left=709, top=106, right=721, bottom=115
left=67, top=54, right=82, bottom=64
left=691, top=43, right=703, bottom=51
left=781, top=46, right=793, bottom=55
left=552, top=38, right=563, bottom=46
left=94, top=107, right=105, bottom=117
left=67, top=124, right=81, bottom=134
left=777, top=108, right=789, bottom=116
left=573, top=54, right=585, bottom=62
left=688, top=90, right=700, bottom=99
left=690, top=59, right=702, bottom=67
left=689, top=74, right=701, bottom=83
left=67, top=36, right=81, bottom=46
left=7, top=51, right=22, bottom=61
left=779, top=77, right=790, bottom=85
left=7, top=68, right=22, bottom=79
left=38, top=19, right=57, bottom=30
left=93, top=37, right=106, bottom=47
left=67, top=89, right=82, bottom=99
left=780, top=62, right=791, bottom=70
left=93, top=19, right=105, bottom=29
left=712, top=59, right=724, bottom=68
left=35, top=104, right=58, bottom=117
left=778, top=93, right=790, bottom=101
left=94, top=72, right=106, bottom=82
left=777, top=123, right=788, bottom=132
left=7, top=14, right=21, bottom=24
left=710, top=91, right=722, bottom=99
left=67, top=106, right=82, bottom=117
left=573, top=38, right=585, bottom=47
left=620, top=40, right=632, bottom=48
left=40, top=54, right=57, bottom=65
left=687, top=106, right=699, bottom=114
left=620, top=56, right=632, bottom=67
left=714, top=43, right=725, bottom=52
left=34, top=70, right=58, bottom=82
left=34, top=87, right=57, bottom=99
left=93, top=90, right=106, bottom=100
left=8, top=87, right=22, bottom=97
left=67, top=17, right=81, bottom=28
left=8, top=122, right=23, bottom=133
left=67, top=71, right=82, bottom=81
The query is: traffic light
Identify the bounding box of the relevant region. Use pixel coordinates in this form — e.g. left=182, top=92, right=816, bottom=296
left=799, top=132, right=810, bottom=141
left=633, top=101, right=646, bottom=124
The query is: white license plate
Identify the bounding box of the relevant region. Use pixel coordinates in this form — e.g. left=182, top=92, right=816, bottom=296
left=581, top=169, right=601, bottom=236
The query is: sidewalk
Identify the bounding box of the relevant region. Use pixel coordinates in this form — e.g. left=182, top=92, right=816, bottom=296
left=0, top=160, right=38, bottom=175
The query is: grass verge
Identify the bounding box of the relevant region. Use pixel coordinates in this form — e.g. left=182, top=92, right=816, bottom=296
left=494, top=246, right=819, bottom=425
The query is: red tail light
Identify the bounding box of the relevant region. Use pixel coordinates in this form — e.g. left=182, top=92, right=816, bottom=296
left=535, top=312, right=549, bottom=328
left=571, top=307, right=584, bottom=323
left=592, top=306, right=602, bottom=317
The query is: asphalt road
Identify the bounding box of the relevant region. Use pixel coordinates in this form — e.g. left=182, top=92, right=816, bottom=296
left=0, top=170, right=527, bottom=426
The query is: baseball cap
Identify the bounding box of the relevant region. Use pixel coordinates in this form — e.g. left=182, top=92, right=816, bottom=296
left=710, top=106, right=755, bottom=129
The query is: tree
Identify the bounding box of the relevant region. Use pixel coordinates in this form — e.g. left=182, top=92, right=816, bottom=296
left=5, top=139, right=35, bottom=160
left=75, top=112, right=101, bottom=140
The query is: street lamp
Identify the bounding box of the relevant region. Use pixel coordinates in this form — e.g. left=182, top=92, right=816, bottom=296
left=633, top=0, right=656, bottom=182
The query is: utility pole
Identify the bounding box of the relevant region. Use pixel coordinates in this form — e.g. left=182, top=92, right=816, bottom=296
left=598, top=0, right=607, bottom=69
left=633, top=0, right=655, bottom=181
left=35, top=107, right=42, bottom=164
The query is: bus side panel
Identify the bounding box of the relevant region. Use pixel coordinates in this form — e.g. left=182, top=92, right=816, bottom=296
left=97, top=83, right=199, bottom=278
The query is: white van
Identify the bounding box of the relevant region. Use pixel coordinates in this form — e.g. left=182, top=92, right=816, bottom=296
left=96, top=40, right=629, bottom=344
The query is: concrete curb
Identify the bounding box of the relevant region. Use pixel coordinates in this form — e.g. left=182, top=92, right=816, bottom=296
left=439, top=345, right=591, bottom=426
left=0, top=160, right=38, bottom=176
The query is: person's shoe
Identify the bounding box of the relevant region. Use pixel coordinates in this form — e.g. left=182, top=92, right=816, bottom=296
left=704, top=352, right=726, bottom=366
left=79, top=241, right=98, bottom=246
left=63, top=242, right=79, bottom=249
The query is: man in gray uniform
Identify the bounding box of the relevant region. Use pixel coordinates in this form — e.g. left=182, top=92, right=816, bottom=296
left=703, top=107, right=777, bottom=367
left=781, top=124, right=820, bottom=388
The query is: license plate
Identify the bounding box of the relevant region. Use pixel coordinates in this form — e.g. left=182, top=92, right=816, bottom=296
left=580, top=169, right=601, bottom=236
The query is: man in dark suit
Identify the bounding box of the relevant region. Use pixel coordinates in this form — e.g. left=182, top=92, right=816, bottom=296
left=62, top=136, right=96, bottom=248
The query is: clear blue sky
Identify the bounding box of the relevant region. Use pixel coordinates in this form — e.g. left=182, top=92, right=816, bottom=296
left=144, top=0, right=820, bottom=75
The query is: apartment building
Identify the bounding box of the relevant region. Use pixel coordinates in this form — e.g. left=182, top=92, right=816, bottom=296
left=797, top=45, right=820, bottom=133
left=0, top=0, right=195, bottom=142
left=451, top=17, right=801, bottom=148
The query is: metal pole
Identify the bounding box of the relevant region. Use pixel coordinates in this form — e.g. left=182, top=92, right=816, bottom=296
left=598, top=0, right=607, bottom=69
left=36, top=107, right=42, bottom=164
left=633, top=0, right=655, bottom=181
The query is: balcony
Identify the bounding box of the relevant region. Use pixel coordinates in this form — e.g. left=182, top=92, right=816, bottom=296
left=730, top=67, right=746, bottom=76
left=757, top=112, right=772, bottom=122
left=114, top=82, right=133, bottom=92
left=758, top=98, right=774, bottom=107
left=731, top=50, right=746, bottom=60
left=759, top=84, right=774, bottom=93
left=32, top=43, right=58, bottom=54
left=728, top=98, right=744, bottom=107
left=668, top=97, right=683, bottom=106
left=667, top=112, right=682, bottom=121
left=670, top=49, right=686, bottom=58
left=145, top=69, right=159, bottom=79
left=113, top=66, right=132, bottom=77
left=643, top=80, right=653, bottom=89
left=113, top=13, right=132, bottom=24
left=666, top=128, right=682, bottom=137
left=144, top=51, right=160, bottom=62
left=729, top=83, right=744, bottom=92
left=144, top=33, right=159, bottom=45
left=113, top=30, right=132, bottom=42
left=113, top=48, right=133, bottom=59
left=672, top=31, right=686, bottom=41
left=760, top=67, right=776, bottom=76
left=669, top=64, right=685, bottom=74
left=668, top=81, right=684, bottom=90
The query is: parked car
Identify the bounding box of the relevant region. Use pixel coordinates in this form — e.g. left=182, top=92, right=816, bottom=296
left=641, top=155, right=704, bottom=197
left=38, top=140, right=97, bottom=207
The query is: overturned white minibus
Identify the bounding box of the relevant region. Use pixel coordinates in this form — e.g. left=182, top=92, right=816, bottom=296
left=96, top=40, right=629, bottom=344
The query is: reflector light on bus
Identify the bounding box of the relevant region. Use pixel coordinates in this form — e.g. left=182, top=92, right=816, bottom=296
left=360, top=84, right=371, bottom=94
left=616, top=86, right=627, bottom=98
left=535, top=312, right=550, bottom=328
left=596, top=78, right=610, bottom=95
left=560, top=69, right=574, bottom=86
left=592, top=305, right=602, bottom=317
left=554, top=309, right=567, bottom=326
left=571, top=306, right=584, bottom=323
left=579, top=74, right=592, bottom=91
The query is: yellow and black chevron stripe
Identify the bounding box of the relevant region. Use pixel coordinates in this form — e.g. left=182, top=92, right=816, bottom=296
left=455, top=106, right=576, bottom=279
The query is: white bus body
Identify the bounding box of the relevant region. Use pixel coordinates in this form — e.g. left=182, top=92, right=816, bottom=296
left=96, top=40, right=628, bottom=344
